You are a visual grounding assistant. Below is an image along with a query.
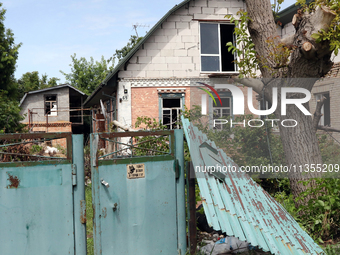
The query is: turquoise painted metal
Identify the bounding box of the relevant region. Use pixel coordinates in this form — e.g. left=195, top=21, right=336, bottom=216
left=181, top=117, right=324, bottom=255
left=0, top=133, right=86, bottom=255
left=91, top=130, right=186, bottom=255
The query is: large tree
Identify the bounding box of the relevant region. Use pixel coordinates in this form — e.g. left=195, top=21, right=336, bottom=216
left=0, top=2, right=23, bottom=133
left=16, top=71, right=60, bottom=100
left=60, top=54, right=114, bottom=95
left=238, top=0, right=339, bottom=199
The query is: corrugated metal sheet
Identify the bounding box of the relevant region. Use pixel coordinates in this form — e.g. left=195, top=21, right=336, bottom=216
left=181, top=117, right=324, bottom=255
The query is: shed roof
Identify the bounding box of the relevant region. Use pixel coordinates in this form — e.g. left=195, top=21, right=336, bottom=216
left=19, top=84, right=86, bottom=107
left=182, top=116, right=323, bottom=255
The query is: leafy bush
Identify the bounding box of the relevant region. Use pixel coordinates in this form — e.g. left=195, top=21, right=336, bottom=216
left=296, top=178, right=340, bottom=242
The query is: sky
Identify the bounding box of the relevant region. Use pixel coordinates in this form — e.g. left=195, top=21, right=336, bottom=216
left=2, top=0, right=296, bottom=83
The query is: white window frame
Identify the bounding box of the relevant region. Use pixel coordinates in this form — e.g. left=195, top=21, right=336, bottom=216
left=315, top=93, right=330, bottom=126
left=162, top=97, right=182, bottom=130
left=212, top=96, right=232, bottom=130
left=199, top=22, right=238, bottom=74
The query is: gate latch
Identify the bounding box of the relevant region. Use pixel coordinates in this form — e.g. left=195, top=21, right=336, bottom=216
left=101, top=179, right=110, bottom=188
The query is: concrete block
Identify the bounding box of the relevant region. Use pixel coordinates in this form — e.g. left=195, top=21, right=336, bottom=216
left=182, top=63, right=195, bottom=71
left=153, top=28, right=165, bottom=36
left=146, top=50, right=160, bottom=57
left=185, top=42, right=198, bottom=50
left=215, top=8, right=229, bottom=15
left=133, top=70, right=146, bottom=78
left=162, top=21, right=176, bottom=29
left=187, top=48, right=199, bottom=57
left=148, top=63, right=167, bottom=71
left=143, top=42, right=157, bottom=50
left=160, top=49, right=174, bottom=57
left=146, top=70, right=160, bottom=78
left=178, top=28, right=192, bottom=36
left=194, top=0, right=208, bottom=7
left=174, top=70, right=189, bottom=77
left=151, top=56, right=166, bottom=64
left=181, top=35, right=197, bottom=43
left=165, top=56, right=179, bottom=64
left=188, top=6, right=202, bottom=14
left=174, top=49, right=188, bottom=57
left=129, top=56, right=138, bottom=64
left=167, top=15, right=182, bottom=22
left=202, top=7, right=215, bottom=14
left=135, top=49, right=147, bottom=57
left=208, top=0, right=229, bottom=8
left=168, top=63, right=182, bottom=70
left=118, top=71, right=133, bottom=78
left=160, top=70, right=174, bottom=77
left=174, top=7, right=189, bottom=15
left=139, top=56, right=152, bottom=64
left=175, top=21, right=190, bottom=29
left=127, top=64, right=140, bottom=71
left=163, top=28, right=178, bottom=36
left=179, top=15, right=194, bottom=22
left=228, top=7, right=242, bottom=15
left=230, top=0, right=244, bottom=7
left=155, top=35, right=168, bottom=43
left=179, top=56, right=194, bottom=64
left=156, top=42, right=168, bottom=50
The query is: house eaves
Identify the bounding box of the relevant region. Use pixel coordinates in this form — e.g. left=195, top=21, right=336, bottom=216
left=181, top=116, right=324, bottom=255
left=19, top=84, right=86, bottom=107
left=276, top=0, right=312, bottom=26
left=83, top=0, right=191, bottom=107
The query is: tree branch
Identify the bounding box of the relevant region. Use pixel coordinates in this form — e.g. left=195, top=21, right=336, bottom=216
left=281, top=34, right=295, bottom=46
left=234, top=78, right=264, bottom=94
left=112, top=120, right=136, bottom=132
left=313, top=96, right=326, bottom=132
left=317, top=126, right=340, bottom=133
left=310, top=5, right=336, bottom=35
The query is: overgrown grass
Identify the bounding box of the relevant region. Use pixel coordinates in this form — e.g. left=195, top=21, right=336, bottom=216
left=85, top=184, right=94, bottom=255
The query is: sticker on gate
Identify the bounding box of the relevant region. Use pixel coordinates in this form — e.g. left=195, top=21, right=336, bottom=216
left=127, top=163, right=145, bottom=179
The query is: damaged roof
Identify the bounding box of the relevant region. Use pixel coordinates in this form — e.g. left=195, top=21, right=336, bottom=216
left=181, top=116, right=323, bottom=255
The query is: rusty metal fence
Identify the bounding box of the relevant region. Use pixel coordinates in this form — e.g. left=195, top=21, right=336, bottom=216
left=0, top=133, right=86, bottom=255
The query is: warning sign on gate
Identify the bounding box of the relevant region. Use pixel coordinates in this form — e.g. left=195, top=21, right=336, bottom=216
left=127, top=163, right=145, bottom=179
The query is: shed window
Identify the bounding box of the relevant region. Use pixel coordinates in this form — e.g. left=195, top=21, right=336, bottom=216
left=45, top=95, right=57, bottom=116
left=315, top=93, right=330, bottom=126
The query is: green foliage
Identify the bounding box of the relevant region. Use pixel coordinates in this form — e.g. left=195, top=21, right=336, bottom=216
left=226, top=11, right=258, bottom=78
left=319, top=134, right=340, bottom=165
left=16, top=71, right=60, bottom=100
left=111, top=35, right=143, bottom=62
left=0, top=90, right=24, bottom=133
left=133, top=116, right=170, bottom=156
left=60, top=54, right=114, bottom=95
left=85, top=184, right=94, bottom=255
left=323, top=245, right=340, bottom=255
left=0, top=3, right=21, bottom=99
left=296, top=178, right=340, bottom=242
left=29, top=144, right=43, bottom=154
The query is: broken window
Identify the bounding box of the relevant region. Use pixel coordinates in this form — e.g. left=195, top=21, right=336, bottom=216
left=315, top=92, right=330, bottom=126
left=162, top=98, right=182, bottom=130
left=45, top=95, right=57, bottom=116
left=200, top=23, right=237, bottom=72
left=213, top=96, right=231, bottom=130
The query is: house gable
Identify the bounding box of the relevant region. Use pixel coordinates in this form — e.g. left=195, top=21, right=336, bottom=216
left=118, top=0, right=245, bottom=79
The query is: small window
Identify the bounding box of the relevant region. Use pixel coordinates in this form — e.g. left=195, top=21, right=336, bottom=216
left=162, top=98, right=182, bottom=129
left=45, top=95, right=57, bottom=116
left=213, top=97, right=231, bottom=129
left=315, top=93, right=330, bottom=126
left=200, top=23, right=236, bottom=72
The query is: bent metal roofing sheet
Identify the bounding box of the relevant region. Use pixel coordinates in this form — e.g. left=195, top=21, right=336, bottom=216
left=181, top=116, right=323, bottom=255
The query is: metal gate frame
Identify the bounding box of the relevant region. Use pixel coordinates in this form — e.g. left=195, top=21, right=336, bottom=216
left=91, top=129, right=186, bottom=255
left=0, top=133, right=86, bottom=255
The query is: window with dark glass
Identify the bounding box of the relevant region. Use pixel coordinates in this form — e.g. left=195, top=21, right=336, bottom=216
left=45, top=95, right=57, bottom=116
left=200, top=23, right=236, bottom=72
left=162, top=98, right=181, bottom=130
left=315, top=92, right=330, bottom=126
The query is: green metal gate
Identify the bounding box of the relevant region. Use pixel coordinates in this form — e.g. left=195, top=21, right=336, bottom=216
left=0, top=133, right=86, bottom=255
left=91, top=130, right=186, bottom=255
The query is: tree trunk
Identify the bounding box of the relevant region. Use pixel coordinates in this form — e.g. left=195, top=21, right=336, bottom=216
left=244, top=0, right=336, bottom=201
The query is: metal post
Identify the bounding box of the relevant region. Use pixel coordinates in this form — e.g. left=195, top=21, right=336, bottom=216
left=72, top=135, right=87, bottom=255
left=174, top=129, right=187, bottom=254
left=188, top=161, right=197, bottom=254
